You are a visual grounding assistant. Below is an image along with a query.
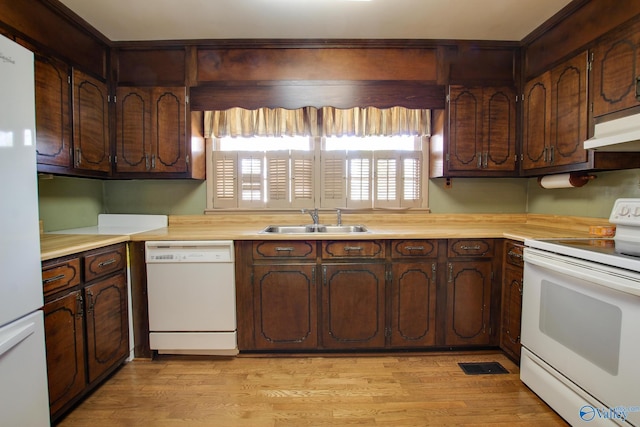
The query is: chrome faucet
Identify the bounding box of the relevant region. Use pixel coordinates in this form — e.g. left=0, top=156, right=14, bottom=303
left=302, top=208, right=320, bottom=225
left=336, top=209, right=342, bottom=226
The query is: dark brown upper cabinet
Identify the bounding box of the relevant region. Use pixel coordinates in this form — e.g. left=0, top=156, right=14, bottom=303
left=35, top=54, right=72, bottom=172
left=72, top=69, right=111, bottom=176
left=591, top=18, right=640, bottom=119
left=442, top=86, right=517, bottom=177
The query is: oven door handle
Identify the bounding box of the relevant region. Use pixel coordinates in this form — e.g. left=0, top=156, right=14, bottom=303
left=524, top=248, right=640, bottom=297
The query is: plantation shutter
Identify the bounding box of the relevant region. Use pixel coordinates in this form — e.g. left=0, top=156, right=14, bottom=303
left=402, top=152, right=422, bottom=207
left=238, top=152, right=264, bottom=207
left=265, top=151, right=289, bottom=208
left=320, top=151, right=346, bottom=208
left=291, top=151, right=315, bottom=208
left=212, top=151, right=237, bottom=208
left=374, top=152, right=398, bottom=208
left=346, top=151, right=372, bottom=209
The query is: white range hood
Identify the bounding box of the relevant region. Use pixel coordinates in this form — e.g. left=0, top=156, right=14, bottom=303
left=584, top=112, right=640, bottom=151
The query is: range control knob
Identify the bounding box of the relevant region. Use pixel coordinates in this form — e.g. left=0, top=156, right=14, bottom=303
left=619, top=205, right=630, bottom=217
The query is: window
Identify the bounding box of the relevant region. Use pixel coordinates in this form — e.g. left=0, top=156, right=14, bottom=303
left=205, top=107, right=429, bottom=210
left=209, top=135, right=426, bottom=209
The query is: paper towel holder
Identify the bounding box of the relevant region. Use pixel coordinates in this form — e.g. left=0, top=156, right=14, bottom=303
left=538, top=172, right=596, bottom=189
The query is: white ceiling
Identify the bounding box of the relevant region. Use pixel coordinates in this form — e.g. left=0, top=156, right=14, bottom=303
left=58, top=0, right=573, bottom=42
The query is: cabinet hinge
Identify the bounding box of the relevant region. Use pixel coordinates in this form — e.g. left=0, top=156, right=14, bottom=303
left=445, top=153, right=450, bottom=163
left=185, top=95, right=189, bottom=104
left=386, top=270, right=392, bottom=282
left=590, top=102, right=594, bottom=113
left=385, top=327, right=392, bottom=338
left=515, top=95, right=519, bottom=103
left=113, top=155, right=117, bottom=164
left=446, top=94, right=450, bottom=103
left=521, top=94, right=525, bottom=101
left=67, top=75, right=71, bottom=85
left=186, top=154, right=190, bottom=165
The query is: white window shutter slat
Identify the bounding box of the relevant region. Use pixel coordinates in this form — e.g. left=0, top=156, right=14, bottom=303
left=291, top=151, right=315, bottom=208
left=374, top=152, right=398, bottom=208
left=402, top=152, right=422, bottom=207
left=238, top=152, right=265, bottom=207
left=347, top=151, right=372, bottom=209
left=212, top=151, right=238, bottom=208
left=266, top=151, right=289, bottom=208
left=320, top=151, right=346, bottom=208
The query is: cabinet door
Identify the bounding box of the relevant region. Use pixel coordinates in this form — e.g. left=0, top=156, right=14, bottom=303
left=252, top=264, right=317, bottom=350
left=35, top=55, right=72, bottom=168
left=44, top=291, right=86, bottom=416
left=72, top=69, right=110, bottom=173
left=445, top=260, right=492, bottom=346
left=321, top=263, right=386, bottom=349
left=592, top=19, right=640, bottom=118
left=522, top=72, right=552, bottom=170
left=116, top=87, right=151, bottom=172
left=85, top=273, right=128, bottom=383
left=483, top=87, right=516, bottom=171
left=448, top=86, right=483, bottom=171
left=390, top=262, right=437, bottom=347
left=550, top=52, right=588, bottom=167
left=151, top=87, right=187, bottom=173
left=500, top=266, right=523, bottom=360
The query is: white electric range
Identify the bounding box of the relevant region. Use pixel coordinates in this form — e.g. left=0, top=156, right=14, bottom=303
left=522, top=198, right=640, bottom=426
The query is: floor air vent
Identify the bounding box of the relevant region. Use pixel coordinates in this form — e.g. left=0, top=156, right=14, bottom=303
left=458, top=362, right=509, bottom=375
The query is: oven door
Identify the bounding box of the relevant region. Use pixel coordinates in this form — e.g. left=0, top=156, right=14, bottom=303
left=522, top=247, right=640, bottom=426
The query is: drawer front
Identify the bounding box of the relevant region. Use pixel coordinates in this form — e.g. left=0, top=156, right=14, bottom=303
left=253, top=241, right=316, bottom=259
left=448, top=239, right=493, bottom=258
left=84, top=243, right=126, bottom=282
left=42, top=257, right=81, bottom=296
left=392, top=240, right=438, bottom=258
left=505, top=241, right=524, bottom=268
left=322, top=240, right=384, bottom=259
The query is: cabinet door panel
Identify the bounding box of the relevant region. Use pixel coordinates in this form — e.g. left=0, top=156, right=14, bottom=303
left=152, top=88, right=187, bottom=173
left=522, top=74, right=551, bottom=170
left=73, top=70, right=110, bottom=173
left=445, top=261, right=492, bottom=346
left=551, top=52, right=588, bottom=166
left=501, top=266, right=523, bottom=359
left=253, top=264, right=317, bottom=349
left=484, top=87, right=516, bottom=170
left=448, top=86, right=482, bottom=171
left=116, top=87, right=151, bottom=172
left=85, top=273, right=128, bottom=382
left=391, top=262, right=437, bottom=347
left=322, top=263, right=385, bottom=349
left=35, top=55, right=71, bottom=168
left=44, top=291, right=86, bottom=416
left=592, top=20, right=640, bottom=117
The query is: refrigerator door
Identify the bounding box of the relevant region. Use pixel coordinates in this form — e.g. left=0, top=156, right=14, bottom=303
left=0, top=35, right=43, bottom=327
left=0, top=311, right=50, bottom=426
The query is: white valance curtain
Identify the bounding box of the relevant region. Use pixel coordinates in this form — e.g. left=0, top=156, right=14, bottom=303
left=204, top=106, right=430, bottom=138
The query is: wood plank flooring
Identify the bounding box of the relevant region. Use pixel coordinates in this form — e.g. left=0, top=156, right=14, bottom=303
left=57, top=352, right=568, bottom=426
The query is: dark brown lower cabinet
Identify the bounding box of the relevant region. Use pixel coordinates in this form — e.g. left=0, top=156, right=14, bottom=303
left=444, top=260, right=493, bottom=346
left=44, top=291, right=86, bottom=417
left=252, top=264, right=317, bottom=350
left=500, top=267, right=523, bottom=360
left=43, top=243, right=128, bottom=422
left=390, top=262, right=437, bottom=347
left=321, top=263, right=386, bottom=349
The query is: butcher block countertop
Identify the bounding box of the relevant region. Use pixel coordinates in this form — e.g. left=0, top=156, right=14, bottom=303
left=41, top=213, right=611, bottom=261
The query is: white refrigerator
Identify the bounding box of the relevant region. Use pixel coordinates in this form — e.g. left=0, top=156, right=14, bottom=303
left=0, top=34, right=51, bottom=426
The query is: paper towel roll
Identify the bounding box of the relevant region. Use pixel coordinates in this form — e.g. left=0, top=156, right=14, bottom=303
left=538, top=173, right=595, bottom=189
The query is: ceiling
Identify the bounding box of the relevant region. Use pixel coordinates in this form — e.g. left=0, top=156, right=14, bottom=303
left=58, top=0, right=573, bottom=42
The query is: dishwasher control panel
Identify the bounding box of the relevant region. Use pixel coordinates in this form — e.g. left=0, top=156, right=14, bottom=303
left=145, top=241, right=234, bottom=263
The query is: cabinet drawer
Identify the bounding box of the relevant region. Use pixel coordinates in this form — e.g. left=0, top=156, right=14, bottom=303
left=448, top=239, right=493, bottom=258
left=84, top=243, right=126, bottom=282
left=322, top=240, right=384, bottom=259
left=392, top=240, right=438, bottom=258
left=504, top=241, right=524, bottom=268
left=253, top=241, right=316, bottom=259
left=42, top=256, right=81, bottom=296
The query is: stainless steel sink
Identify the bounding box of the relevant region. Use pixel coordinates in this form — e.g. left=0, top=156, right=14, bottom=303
left=260, top=224, right=368, bottom=234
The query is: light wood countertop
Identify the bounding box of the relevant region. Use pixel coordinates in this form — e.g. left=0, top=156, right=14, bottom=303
left=40, top=233, right=129, bottom=261
left=42, top=213, right=611, bottom=261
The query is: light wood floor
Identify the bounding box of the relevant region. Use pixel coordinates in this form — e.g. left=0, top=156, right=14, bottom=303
left=57, top=352, right=568, bottom=426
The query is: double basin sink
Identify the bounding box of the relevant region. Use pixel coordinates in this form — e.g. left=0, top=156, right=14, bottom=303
left=260, top=224, right=369, bottom=234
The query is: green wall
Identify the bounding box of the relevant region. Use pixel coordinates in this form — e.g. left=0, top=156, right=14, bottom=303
left=38, top=175, right=104, bottom=231
left=527, top=168, right=640, bottom=218
left=37, top=168, right=640, bottom=231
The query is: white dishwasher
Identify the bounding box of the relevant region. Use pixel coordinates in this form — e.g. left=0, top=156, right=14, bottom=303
left=145, top=241, right=238, bottom=355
